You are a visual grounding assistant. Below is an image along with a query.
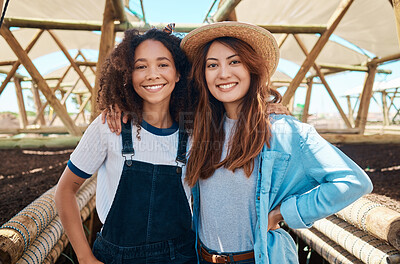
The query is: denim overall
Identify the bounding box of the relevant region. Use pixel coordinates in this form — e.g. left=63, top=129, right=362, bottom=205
left=92, top=121, right=196, bottom=264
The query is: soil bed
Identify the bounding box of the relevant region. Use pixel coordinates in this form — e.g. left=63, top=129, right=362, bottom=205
left=1, top=144, right=400, bottom=225
left=0, top=143, right=399, bottom=264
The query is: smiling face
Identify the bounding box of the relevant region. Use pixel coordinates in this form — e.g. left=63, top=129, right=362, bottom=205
left=132, top=39, right=180, bottom=111
left=205, top=41, right=251, bottom=118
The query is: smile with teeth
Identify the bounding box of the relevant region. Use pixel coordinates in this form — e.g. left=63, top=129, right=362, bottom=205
left=143, top=84, right=165, bottom=90
left=217, top=82, right=237, bottom=89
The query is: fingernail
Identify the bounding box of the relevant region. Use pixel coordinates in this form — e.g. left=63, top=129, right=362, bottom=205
left=111, top=129, right=114, bottom=132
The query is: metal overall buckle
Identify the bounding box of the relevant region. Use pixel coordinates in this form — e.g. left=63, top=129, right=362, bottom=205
left=122, top=152, right=134, bottom=166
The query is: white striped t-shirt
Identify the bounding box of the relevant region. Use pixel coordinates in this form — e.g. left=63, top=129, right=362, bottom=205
left=68, top=116, right=190, bottom=224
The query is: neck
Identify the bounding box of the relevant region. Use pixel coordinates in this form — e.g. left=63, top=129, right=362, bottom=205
left=223, top=101, right=242, bottom=120
left=142, top=103, right=173, bottom=129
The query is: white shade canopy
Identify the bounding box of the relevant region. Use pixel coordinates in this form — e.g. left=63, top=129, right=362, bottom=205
left=235, top=0, right=399, bottom=59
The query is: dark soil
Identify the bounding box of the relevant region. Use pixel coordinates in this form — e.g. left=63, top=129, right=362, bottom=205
left=0, top=144, right=399, bottom=263
left=0, top=144, right=399, bottom=225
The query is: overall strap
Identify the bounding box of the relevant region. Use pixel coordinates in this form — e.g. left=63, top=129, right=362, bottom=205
left=176, top=129, right=188, bottom=164
left=121, top=119, right=134, bottom=165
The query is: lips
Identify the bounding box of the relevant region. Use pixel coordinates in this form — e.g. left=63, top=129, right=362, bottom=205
left=217, top=82, right=238, bottom=90
left=142, top=84, right=166, bottom=92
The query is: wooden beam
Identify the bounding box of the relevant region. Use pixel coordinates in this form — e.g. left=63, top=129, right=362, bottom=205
left=354, top=64, right=378, bottom=134
left=139, top=0, right=146, bottom=23
left=0, top=29, right=44, bottom=96
left=212, top=0, right=242, bottom=22
left=14, top=78, right=28, bottom=128
left=0, top=135, right=82, bottom=148
left=319, top=63, right=392, bottom=74
left=0, top=60, right=17, bottom=66
left=111, top=0, right=128, bottom=24
left=4, top=17, right=106, bottom=31
left=203, top=0, right=218, bottom=22
left=321, top=133, right=400, bottom=144
left=293, top=34, right=352, bottom=128
left=3, top=17, right=328, bottom=34
left=47, top=30, right=93, bottom=94
left=382, top=91, right=390, bottom=126
left=76, top=95, right=86, bottom=124
left=277, top=34, right=289, bottom=48
left=282, top=0, right=354, bottom=105
left=92, top=0, right=116, bottom=121
left=75, top=61, right=97, bottom=67
left=31, top=83, right=46, bottom=125
left=0, top=26, right=82, bottom=136
left=75, top=94, right=92, bottom=122
left=77, top=50, right=96, bottom=75
left=217, top=0, right=237, bottom=21
left=31, top=54, right=79, bottom=125
left=393, top=0, right=400, bottom=48
left=302, top=78, right=313, bottom=123
left=346, top=95, right=355, bottom=126
left=49, top=68, right=88, bottom=125
left=369, top=52, right=400, bottom=65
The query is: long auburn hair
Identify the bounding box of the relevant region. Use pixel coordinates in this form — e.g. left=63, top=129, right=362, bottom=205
left=185, top=37, right=281, bottom=187
left=97, top=29, right=191, bottom=132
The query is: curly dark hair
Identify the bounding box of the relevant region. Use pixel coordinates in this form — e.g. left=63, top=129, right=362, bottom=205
left=97, top=28, right=191, bottom=129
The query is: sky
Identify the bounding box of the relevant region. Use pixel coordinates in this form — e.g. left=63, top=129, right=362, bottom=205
left=0, top=0, right=399, bottom=119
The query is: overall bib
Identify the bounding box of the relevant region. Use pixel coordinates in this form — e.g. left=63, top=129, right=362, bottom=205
left=92, top=121, right=196, bottom=264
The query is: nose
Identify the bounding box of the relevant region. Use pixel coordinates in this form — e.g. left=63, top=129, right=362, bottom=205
left=146, top=66, right=160, bottom=80
left=218, top=64, right=231, bottom=79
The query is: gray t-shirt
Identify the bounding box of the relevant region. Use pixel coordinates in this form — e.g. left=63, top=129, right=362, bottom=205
left=199, top=116, right=258, bottom=253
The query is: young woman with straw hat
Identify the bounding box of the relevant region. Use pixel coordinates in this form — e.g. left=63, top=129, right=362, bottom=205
left=181, top=21, right=373, bottom=264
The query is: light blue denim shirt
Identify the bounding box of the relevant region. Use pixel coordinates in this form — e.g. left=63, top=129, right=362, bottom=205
left=191, top=114, right=373, bottom=264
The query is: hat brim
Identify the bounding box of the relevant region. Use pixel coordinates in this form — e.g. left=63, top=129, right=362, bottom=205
left=181, top=21, right=280, bottom=75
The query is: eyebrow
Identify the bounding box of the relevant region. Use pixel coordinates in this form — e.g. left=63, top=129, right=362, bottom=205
left=134, top=57, right=172, bottom=64
left=206, top=54, right=239, bottom=61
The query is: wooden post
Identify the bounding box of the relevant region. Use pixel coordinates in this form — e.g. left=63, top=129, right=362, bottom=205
left=277, top=34, right=289, bottom=48
left=49, top=68, right=87, bottom=125
left=0, top=29, right=44, bottom=96
left=393, top=0, right=400, bottom=48
left=212, top=0, right=242, bottom=22
left=0, top=26, right=82, bottom=136
left=31, top=53, right=80, bottom=125
left=77, top=94, right=87, bottom=123
left=354, top=64, right=378, bottom=134
left=13, top=78, right=28, bottom=128
left=293, top=34, right=352, bottom=128
left=382, top=91, right=390, bottom=126
left=288, top=94, right=295, bottom=113
left=78, top=50, right=96, bottom=75
left=75, top=94, right=92, bottom=122
left=31, top=82, right=46, bottom=125
left=282, top=0, right=354, bottom=105
left=47, top=30, right=93, bottom=94
left=302, top=78, right=313, bottom=123
left=346, top=95, right=355, bottom=126
left=92, top=0, right=116, bottom=121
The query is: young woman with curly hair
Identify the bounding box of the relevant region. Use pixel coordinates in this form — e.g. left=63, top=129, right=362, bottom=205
left=55, top=28, right=196, bottom=264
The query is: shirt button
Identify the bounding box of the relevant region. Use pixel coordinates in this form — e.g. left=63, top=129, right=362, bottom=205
left=259, top=254, right=261, bottom=258
left=257, top=196, right=260, bottom=200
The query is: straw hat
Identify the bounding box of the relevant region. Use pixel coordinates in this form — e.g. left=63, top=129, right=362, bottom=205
left=181, top=21, right=280, bottom=75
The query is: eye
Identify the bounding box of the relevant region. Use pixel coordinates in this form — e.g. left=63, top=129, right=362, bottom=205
left=135, top=65, right=146, bottom=70
left=159, top=63, right=169, bottom=67
left=230, top=59, right=241, bottom=65
left=206, top=63, right=218, bottom=68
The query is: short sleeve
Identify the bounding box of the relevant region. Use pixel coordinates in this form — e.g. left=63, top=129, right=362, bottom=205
left=69, top=116, right=108, bottom=178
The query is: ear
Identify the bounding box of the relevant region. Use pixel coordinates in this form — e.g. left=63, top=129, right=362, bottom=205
left=175, top=73, right=180, bottom=83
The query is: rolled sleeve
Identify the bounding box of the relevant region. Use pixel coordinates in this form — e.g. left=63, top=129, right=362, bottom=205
left=280, top=195, right=312, bottom=229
